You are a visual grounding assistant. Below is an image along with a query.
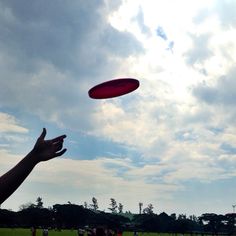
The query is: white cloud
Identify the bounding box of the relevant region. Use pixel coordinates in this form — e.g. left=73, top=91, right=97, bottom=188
left=1, top=0, right=236, bottom=216
left=64, top=0, right=236, bottom=193
left=0, top=150, right=181, bottom=212
left=0, top=112, right=28, bottom=133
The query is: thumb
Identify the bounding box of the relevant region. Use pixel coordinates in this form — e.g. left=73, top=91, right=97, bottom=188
left=38, top=128, right=47, bottom=141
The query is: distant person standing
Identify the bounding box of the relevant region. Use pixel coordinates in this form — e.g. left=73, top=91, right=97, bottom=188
left=96, top=227, right=106, bottom=236
left=87, top=228, right=95, bottom=236
left=31, top=226, right=36, bottom=236
left=134, top=231, right=138, bottom=236
left=117, top=229, right=122, bottom=236
left=78, top=228, right=84, bottom=236
left=107, top=229, right=114, bottom=236
left=43, top=228, right=49, bottom=236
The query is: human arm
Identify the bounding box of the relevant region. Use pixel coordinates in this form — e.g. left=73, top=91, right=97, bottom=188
left=0, top=128, right=67, bottom=204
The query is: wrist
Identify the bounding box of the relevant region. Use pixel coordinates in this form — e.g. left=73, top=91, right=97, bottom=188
left=26, top=150, right=40, bottom=166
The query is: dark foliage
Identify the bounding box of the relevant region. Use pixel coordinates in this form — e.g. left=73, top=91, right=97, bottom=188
left=17, top=207, right=53, bottom=227
left=0, top=206, right=235, bottom=234
left=133, top=212, right=176, bottom=232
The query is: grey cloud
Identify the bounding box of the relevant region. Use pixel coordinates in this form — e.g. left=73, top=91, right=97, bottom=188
left=184, top=33, right=213, bottom=65
left=185, top=0, right=236, bottom=70
left=101, top=26, right=144, bottom=57
left=0, top=1, right=103, bottom=73
left=0, top=0, right=142, bottom=75
left=182, top=108, right=213, bottom=126
left=207, top=127, right=224, bottom=135
left=220, top=143, right=236, bottom=155
left=0, top=0, right=144, bottom=130
left=0, top=63, right=96, bottom=131
left=215, top=0, right=236, bottom=28
left=192, top=68, right=236, bottom=106
left=193, top=0, right=236, bottom=28
left=193, top=8, right=211, bottom=25
left=134, top=6, right=151, bottom=35
left=156, top=26, right=168, bottom=41
left=175, top=130, right=197, bottom=142
left=192, top=82, right=218, bottom=104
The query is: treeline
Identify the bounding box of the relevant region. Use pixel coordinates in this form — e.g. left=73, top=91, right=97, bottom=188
left=0, top=200, right=235, bottom=235
left=0, top=204, right=129, bottom=229
left=0, top=207, right=236, bottom=235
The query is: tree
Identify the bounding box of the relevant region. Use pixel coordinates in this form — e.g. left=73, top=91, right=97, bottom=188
left=90, top=197, right=99, bottom=211
left=19, top=202, right=36, bottom=210
left=84, top=202, right=88, bottom=209
left=143, top=204, right=154, bottom=214
left=108, top=198, right=117, bottom=213
left=118, top=203, right=123, bottom=213
left=36, top=197, right=43, bottom=208
left=225, top=213, right=236, bottom=235
left=178, top=214, right=186, bottom=220
left=170, top=213, right=176, bottom=220
left=199, top=213, right=225, bottom=235
left=189, top=214, right=198, bottom=222
left=139, top=202, right=143, bottom=214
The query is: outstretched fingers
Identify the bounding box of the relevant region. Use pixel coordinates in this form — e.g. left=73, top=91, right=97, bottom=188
left=51, top=135, right=67, bottom=143
left=54, top=148, right=67, bottom=157
left=51, top=137, right=67, bottom=157
left=53, top=141, right=64, bottom=152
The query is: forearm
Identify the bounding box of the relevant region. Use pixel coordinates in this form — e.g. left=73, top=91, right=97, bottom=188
left=0, top=151, right=38, bottom=204
left=0, top=128, right=66, bottom=204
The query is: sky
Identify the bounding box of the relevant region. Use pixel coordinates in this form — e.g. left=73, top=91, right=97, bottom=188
left=0, top=0, right=236, bottom=217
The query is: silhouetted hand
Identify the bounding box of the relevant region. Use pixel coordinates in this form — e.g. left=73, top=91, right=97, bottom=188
left=0, top=128, right=67, bottom=204
left=31, top=128, right=67, bottom=163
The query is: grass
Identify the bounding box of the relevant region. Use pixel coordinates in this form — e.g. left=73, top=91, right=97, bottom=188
left=0, top=228, right=75, bottom=236
left=0, top=229, right=227, bottom=236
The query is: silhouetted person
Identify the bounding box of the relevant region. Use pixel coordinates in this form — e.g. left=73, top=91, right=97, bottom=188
left=78, top=228, right=84, bottom=236
left=96, top=227, right=106, bottom=236
left=0, top=128, right=67, bottom=204
left=107, top=229, right=114, bottom=236
left=31, top=226, right=36, bottom=236
left=87, top=228, right=95, bottom=236
left=117, top=229, right=122, bottom=236
left=42, top=228, right=49, bottom=236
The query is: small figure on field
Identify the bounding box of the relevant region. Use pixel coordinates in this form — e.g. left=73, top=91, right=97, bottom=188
left=78, top=228, right=84, bottom=236
left=117, top=229, right=122, bottom=236
left=107, top=229, right=114, bottom=236
left=96, top=227, right=106, bottom=236
left=31, top=226, right=36, bottom=236
left=42, top=228, right=49, bottom=236
left=87, top=228, right=95, bottom=236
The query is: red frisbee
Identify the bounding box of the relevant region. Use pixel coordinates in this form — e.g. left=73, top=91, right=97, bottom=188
left=88, top=78, right=139, bottom=99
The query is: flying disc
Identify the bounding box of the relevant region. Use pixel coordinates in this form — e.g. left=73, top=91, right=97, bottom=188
left=88, top=78, right=139, bottom=99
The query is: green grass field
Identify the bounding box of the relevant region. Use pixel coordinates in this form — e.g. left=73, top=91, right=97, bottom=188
left=0, top=228, right=75, bottom=236
left=0, top=229, right=191, bottom=236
